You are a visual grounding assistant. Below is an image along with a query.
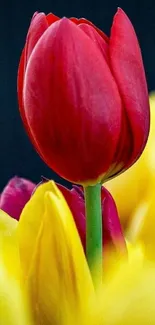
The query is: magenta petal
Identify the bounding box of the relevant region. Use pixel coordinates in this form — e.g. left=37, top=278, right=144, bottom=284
left=0, top=177, right=35, bottom=220
left=101, top=187, right=126, bottom=253
left=58, top=183, right=126, bottom=253
left=58, top=184, right=86, bottom=248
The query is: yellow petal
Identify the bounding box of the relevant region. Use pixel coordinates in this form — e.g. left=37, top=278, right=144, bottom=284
left=105, top=93, right=155, bottom=227
left=0, top=209, right=17, bottom=233
left=105, top=161, right=146, bottom=226
left=18, top=181, right=58, bottom=276
left=127, top=189, right=155, bottom=261
left=126, top=241, right=144, bottom=266
left=19, top=181, right=94, bottom=325
left=0, top=209, right=20, bottom=280
left=0, top=210, right=33, bottom=324
left=92, top=254, right=155, bottom=325
left=146, top=93, right=155, bottom=175
left=0, top=256, right=33, bottom=325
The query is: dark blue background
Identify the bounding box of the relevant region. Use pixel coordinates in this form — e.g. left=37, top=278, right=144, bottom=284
left=1, top=0, right=154, bottom=190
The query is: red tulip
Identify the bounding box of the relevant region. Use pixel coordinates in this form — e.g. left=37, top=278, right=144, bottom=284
left=18, top=9, right=149, bottom=185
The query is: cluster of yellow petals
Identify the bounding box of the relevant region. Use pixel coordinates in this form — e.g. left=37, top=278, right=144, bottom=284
left=106, top=93, right=155, bottom=260
left=1, top=94, right=155, bottom=324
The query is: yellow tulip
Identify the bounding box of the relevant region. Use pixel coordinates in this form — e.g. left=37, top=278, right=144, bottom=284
left=106, top=93, right=155, bottom=228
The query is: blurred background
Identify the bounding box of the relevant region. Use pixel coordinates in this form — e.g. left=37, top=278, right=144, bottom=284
left=1, top=0, right=155, bottom=190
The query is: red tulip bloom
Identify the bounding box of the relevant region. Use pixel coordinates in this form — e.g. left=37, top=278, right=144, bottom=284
left=18, top=9, right=149, bottom=184
left=0, top=177, right=126, bottom=253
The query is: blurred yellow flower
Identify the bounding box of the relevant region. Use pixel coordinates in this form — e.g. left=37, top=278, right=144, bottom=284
left=94, top=258, right=155, bottom=325
left=0, top=181, right=155, bottom=324
left=105, top=93, right=155, bottom=262
left=0, top=181, right=94, bottom=324
left=106, top=93, right=155, bottom=227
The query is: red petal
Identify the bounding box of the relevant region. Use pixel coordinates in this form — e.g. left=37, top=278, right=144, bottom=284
left=17, top=13, right=49, bottom=158
left=0, top=177, right=35, bottom=220
left=17, top=48, right=25, bottom=119
left=24, top=18, right=122, bottom=184
left=110, top=8, right=150, bottom=167
left=108, top=112, right=133, bottom=179
left=17, top=48, right=31, bottom=133
left=46, top=13, right=60, bottom=25
left=70, top=17, right=109, bottom=43
left=25, top=12, right=48, bottom=63
left=17, top=48, right=45, bottom=157
left=79, top=23, right=109, bottom=64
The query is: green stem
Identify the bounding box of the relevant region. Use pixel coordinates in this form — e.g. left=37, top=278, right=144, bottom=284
left=84, top=183, right=102, bottom=285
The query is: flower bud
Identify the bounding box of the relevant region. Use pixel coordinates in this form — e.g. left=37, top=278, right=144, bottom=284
left=18, top=9, right=149, bottom=184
